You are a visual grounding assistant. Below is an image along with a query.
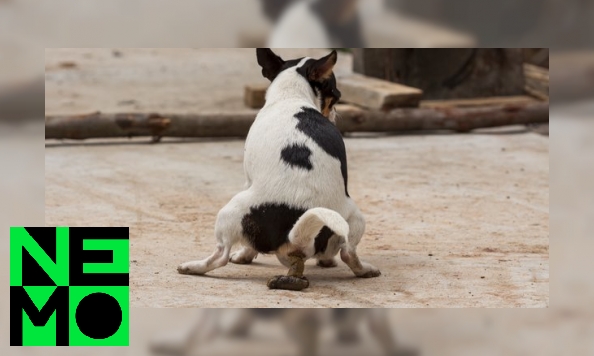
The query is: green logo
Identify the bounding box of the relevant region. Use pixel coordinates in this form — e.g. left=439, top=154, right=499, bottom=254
left=10, top=227, right=129, bottom=346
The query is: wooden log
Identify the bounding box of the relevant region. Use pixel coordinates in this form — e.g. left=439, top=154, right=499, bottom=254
left=45, top=102, right=548, bottom=140
left=420, top=95, right=539, bottom=109
left=244, top=84, right=268, bottom=109
left=337, top=73, right=422, bottom=110
left=336, top=102, right=549, bottom=133
left=45, top=111, right=256, bottom=140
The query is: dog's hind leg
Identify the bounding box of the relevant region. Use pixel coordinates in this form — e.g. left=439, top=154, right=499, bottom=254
left=316, top=257, right=338, bottom=268
left=230, top=245, right=258, bottom=264
left=178, top=191, right=250, bottom=275
left=340, top=201, right=381, bottom=278
left=316, top=235, right=340, bottom=268
left=268, top=207, right=349, bottom=291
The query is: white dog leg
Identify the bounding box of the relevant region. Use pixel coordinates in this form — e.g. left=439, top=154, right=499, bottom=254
left=230, top=245, right=258, bottom=264
left=340, top=202, right=381, bottom=278
left=178, top=191, right=250, bottom=275
left=177, top=244, right=230, bottom=275
left=283, top=310, right=321, bottom=356
left=367, top=309, right=398, bottom=355
left=225, top=309, right=256, bottom=337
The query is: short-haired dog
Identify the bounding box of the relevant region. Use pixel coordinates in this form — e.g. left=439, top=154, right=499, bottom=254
left=177, top=48, right=380, bottom=290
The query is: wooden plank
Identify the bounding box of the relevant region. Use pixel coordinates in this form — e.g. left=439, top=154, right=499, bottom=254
left=420, top=96, right=539, bottom=109
left=337, top=73, right=423, bottom=110
left=244, top=84, right=268, bottom=109
left=524, top=63, right=549, bottom=101
left=244, top=75, right=423, bottom=110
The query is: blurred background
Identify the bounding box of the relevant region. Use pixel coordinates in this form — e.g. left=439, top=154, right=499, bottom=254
left=0, top=0, right=591, bottom=354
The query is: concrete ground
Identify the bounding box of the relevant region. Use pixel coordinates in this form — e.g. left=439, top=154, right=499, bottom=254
left=44, top=48, right=549, bottom=307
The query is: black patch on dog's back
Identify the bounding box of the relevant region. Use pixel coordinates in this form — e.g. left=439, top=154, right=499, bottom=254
left=294, top=107, right=349, bottom=196
left=281, top=143, right=313, bottom=170
left=241, top=203, right=337, bottom=254
left=314, top=226, right=334, bottom=254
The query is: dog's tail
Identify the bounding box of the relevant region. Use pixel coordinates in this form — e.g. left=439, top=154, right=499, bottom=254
left=288, top=207, right=349, bottom=256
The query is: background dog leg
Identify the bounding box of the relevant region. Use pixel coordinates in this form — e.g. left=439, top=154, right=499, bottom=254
left=267, top=253, right=309, bottom=291
left=367, top=310, right=418, bottom=356
left=334, top=309, right=363, bottom=344
left=283, top=310, right=320, bottom=356
left=225, top=309, right=256, bottom=337
left=230, top=245, right=258, bottom=264
left=149, top=309, right=221, bottom=355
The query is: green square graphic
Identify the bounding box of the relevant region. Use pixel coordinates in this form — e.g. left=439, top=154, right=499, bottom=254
left=10, top=226, right=70, bottom=287
left=83, top=239, right=129, bottom=274
left=10, top=227, right=129, bottom=346
left=69, top=286, right=129, bottom=346
left=22, top=286, right=58, bottom=346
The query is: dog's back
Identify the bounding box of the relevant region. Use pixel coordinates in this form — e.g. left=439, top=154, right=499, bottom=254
left=244, top=59, right=348, bottom=212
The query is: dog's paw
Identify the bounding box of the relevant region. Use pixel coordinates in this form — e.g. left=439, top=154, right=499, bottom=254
left=356, top=263, right=381, bottom=278
left=177, top=262, right=205, bottom=275
left=267, top=275, right=309, bottom=291
left=176, top=264, right=192, bottom=275
left=316, top=258, right=338, bottom=268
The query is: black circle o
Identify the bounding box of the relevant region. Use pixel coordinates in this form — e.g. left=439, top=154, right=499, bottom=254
left=75, top=292, right=122, bottom=339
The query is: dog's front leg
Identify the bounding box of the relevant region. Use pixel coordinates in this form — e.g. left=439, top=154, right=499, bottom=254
left=178, top=191, right=250, bottom=275
left=177, top=244, right=230, bottom=275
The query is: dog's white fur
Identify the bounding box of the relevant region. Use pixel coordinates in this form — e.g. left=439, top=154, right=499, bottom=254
left=178, top=56, right=379, bottom=280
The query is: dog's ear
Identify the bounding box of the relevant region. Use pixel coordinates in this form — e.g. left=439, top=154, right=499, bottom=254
left=256, top=48, right=285, bottom=82
left=307, top=50, right=337, bottom=82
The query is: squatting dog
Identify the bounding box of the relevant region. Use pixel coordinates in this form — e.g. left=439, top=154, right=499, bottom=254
left=177, top=48, right=380, bottom=290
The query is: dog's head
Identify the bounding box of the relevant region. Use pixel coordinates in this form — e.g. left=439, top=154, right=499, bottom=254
left=256, top=48, right=341, bottom=122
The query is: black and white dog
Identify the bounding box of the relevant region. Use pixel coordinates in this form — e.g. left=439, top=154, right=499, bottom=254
left=177, top=48, right=380, bottom=290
